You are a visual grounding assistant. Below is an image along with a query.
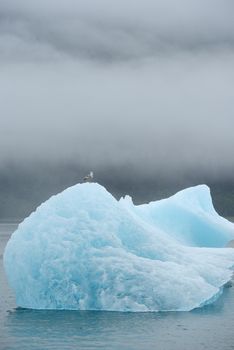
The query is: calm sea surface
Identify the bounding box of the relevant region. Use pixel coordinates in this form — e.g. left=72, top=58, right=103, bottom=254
left=0, top=222, right=234, bottom=350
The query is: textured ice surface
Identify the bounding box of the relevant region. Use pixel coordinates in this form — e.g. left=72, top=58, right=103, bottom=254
left=4, top=183, right=234, bottom=311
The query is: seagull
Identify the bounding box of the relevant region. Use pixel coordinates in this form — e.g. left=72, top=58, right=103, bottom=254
left=83, top=171, right=94, bottom=183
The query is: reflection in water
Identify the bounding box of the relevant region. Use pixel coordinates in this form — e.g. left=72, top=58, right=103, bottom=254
left=4, top=288, right=234, bottom=350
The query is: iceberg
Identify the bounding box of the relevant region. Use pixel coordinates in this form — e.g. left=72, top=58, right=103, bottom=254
left=3, top=183, right=234, bottom=311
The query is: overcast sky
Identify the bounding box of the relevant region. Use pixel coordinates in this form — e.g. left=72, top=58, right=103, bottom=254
left=1, top=0, right=234, bottom=208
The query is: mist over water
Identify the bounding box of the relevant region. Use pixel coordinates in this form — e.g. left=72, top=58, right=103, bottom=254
left=0, top=0, right=234, bottom=217
left=1, top=4, right=234, bottom=349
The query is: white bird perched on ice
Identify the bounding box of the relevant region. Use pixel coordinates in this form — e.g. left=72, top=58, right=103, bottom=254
left=83, top=171, right=94, bottom=182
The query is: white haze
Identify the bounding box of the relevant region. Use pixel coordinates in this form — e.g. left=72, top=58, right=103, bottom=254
left=0, top=0, right=234, bottom=179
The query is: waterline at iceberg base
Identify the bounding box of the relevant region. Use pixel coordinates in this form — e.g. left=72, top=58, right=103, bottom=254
left=3, top=183, right=234, bottom=312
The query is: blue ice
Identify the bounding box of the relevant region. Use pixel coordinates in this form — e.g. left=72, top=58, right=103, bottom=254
left=4, top=183, right=234, bottom=311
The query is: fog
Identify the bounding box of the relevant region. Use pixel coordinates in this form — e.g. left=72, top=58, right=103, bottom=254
left=0, top=0, right=234, bottom=217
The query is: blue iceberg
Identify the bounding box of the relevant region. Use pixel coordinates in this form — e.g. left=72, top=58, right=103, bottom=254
left=4, top=183, right=234, bottom=311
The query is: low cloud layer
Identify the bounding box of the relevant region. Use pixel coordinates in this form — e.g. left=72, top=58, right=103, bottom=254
left=1, top=0, right=234, bottom=62
left=0, top=0, right=234, bottom=192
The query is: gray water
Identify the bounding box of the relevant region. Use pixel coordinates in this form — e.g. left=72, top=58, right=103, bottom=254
left=0, top=223, right=234, bottom=350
